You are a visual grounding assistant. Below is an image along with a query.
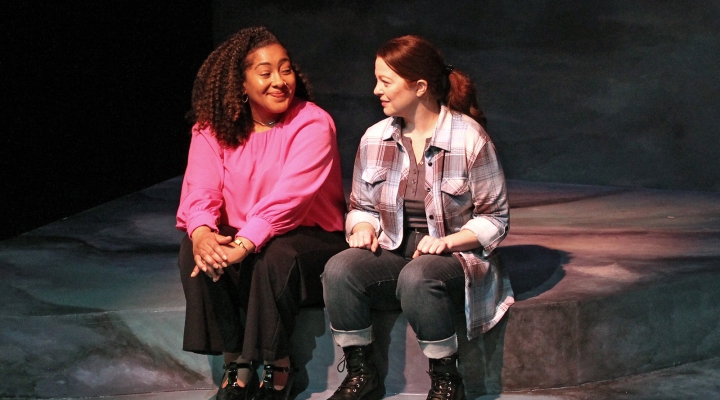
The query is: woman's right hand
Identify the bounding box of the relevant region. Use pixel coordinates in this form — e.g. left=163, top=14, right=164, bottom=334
left=190, top=226, right=233, bottom=280
left=348, top=223, right=379, bottom=252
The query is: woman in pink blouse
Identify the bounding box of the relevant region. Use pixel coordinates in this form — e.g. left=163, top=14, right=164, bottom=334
left=176, top=27, right=346, bottom=400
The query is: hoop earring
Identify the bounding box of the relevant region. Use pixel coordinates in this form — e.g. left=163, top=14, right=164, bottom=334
left=242, top=94, right=249, bottom=103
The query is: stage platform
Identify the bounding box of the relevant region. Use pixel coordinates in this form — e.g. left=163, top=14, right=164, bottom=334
left=2, top=177, right=720, bottom=399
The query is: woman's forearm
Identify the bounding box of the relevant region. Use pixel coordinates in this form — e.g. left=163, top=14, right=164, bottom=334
left=442, top=229, right=482, bottom=252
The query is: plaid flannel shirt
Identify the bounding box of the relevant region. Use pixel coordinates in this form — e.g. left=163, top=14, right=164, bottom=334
left=346, top=106, right=514, bottom=338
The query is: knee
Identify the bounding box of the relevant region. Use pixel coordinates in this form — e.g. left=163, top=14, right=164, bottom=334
left=397, top=260, right=434, bottom=299
left=323, top=250, right=349, bottom=283
left=322, top=248, right=364, bottom=290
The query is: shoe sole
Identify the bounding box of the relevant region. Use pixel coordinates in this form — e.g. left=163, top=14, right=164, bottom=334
left=363, top=384, right=385, bottom=400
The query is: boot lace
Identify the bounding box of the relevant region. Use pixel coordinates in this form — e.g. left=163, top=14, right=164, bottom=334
left=336, top=354, right=347, bottom=373
left=334, top=349, right=368, bottom=393
left=427, top=371, right=458, bottom=400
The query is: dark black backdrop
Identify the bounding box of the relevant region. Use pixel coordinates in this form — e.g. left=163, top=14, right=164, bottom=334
left=1, top=1, right=213, bottom=240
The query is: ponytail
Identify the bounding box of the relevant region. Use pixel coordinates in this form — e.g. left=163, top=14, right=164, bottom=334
left=446, top=70, right=487, bottom=128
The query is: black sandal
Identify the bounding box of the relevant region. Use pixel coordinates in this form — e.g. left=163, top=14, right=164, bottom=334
left=216, top=362, right=259, bottom=400
left=255, top=364, right=296, bottom=400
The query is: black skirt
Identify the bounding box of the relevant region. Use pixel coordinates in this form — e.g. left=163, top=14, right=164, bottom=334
left=177, top=226, right=347, bottom=361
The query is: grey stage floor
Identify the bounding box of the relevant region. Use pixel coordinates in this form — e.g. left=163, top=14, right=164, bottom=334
left=1, top=177, right=720, bottom=399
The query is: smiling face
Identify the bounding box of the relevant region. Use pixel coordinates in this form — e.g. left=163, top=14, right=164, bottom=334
left=243, top=43, right=297, bottom=124
left=373, top=57, right=420, bottom=119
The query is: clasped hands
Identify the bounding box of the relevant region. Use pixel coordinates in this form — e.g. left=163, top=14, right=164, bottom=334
left=190, top=226, right=255, bottom=281
left=348, top=223, right=448, bottom=258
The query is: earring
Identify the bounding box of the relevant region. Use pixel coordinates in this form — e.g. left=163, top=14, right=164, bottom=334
left=242, top=94, right=249, bottom=103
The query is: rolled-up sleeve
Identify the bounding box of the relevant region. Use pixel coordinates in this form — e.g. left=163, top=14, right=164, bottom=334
left=462, top=138, right=509, bottom=257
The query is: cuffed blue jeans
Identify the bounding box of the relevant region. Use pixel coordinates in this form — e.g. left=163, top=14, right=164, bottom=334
left=322, top=247, right=466, bottom=359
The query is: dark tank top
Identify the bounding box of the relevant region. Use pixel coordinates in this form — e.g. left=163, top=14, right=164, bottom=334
left=400, top=135, right=430, bottom=232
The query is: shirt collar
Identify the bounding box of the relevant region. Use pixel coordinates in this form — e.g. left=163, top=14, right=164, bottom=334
left=429, top=106, right=453, bottom=151
left=382, top=106, right=454, bottom=152
left=382, top=117, right=402, bottom=141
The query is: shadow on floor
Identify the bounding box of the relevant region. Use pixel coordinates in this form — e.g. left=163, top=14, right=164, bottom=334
left=499, top=245, right=569, bottom=298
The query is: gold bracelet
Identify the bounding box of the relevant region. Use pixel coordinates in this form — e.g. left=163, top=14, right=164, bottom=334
left=233, top=237, right=248, bottom=252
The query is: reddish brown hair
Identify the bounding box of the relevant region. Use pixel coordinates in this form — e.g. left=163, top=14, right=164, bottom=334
left=377, top=35, right=486, bottom=127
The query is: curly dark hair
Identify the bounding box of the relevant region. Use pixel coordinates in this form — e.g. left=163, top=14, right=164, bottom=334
left=188, top=26, right=313, bottom=148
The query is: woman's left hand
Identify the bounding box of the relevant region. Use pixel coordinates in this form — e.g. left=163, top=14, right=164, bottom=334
left=412, top=229, right=482, bottom=258
left=220, top=242, right=251, bottom=265
left=191, top=237, right=256, bottom=279
left=220, top=236, right=256, bottom=266
left=412, top=236, right=449, bottom=258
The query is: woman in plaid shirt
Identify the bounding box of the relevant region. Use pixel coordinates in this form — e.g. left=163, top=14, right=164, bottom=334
left=322, top=35, right=513, bottom=400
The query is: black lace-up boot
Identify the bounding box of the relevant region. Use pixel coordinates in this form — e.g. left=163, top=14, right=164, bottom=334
left=426, top=354, right=465, bottom=400
left=328, top=344, right=385, bottom=400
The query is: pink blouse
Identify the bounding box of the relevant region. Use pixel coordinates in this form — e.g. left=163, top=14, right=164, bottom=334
left=176, top=99, right=346, bottom=251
